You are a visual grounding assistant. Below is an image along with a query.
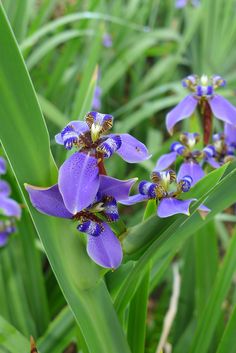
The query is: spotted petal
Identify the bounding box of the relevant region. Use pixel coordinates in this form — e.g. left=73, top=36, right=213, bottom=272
left=55, top=121, right=89, bottom=145
left=58, top=152, right=99, bottom=214
left=177, top=161, right=204, bottom=185
left=99, top=175, right=137, bottom=201
left=209, top=95, right=236, bottom=126
left=113, top=133, right=150, bottom=163
left=86, top=222, right=122, bottom=269
left=0, top=196, right=21, bottom=218
left=154, top=151, right=178, bottom=171
left=0, top=180, right=11, bottom=197
left=166, top=95, right=198, bottom=134
left=25, top=183, right=72, bottom=218
left=158, top=197, right=195, bottom=217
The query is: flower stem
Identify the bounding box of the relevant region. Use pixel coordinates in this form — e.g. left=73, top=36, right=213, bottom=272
left=202, top=100, right=212, bottom=145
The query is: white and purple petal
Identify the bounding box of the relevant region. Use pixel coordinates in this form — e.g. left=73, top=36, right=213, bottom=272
left=113, top=133, right=150, bottom=163
left=58, top=152, right=99, bottom=214
left=25, top=183, right=72, bottom=218
left=154, top=152, right=177, bottom=171
left=209, top=95, right=236, bottom=126
left=177, top=161, right=204, bottom=185
left=166, top=95, right=198, bottom=134
left=99, top=175, right=137, bottom=201
left=157, top=197, right=195, bottom=218
left=86, top=222, right=122, bottom=269
left=55, top=121, right=89, bottom=145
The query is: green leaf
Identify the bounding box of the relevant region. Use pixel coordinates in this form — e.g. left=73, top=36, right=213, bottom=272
left=0, top=6, right=130, bottom=353
left=216, top=304, right=236, bottom=353
left=189, top=230, right=236, bottom=353
left=0, top=315, right=29, bottom=353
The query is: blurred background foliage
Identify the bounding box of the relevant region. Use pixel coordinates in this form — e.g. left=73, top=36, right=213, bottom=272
left=1, top=0, right=236, bottom=352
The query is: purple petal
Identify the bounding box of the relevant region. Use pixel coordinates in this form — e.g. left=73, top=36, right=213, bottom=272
left=158, top=197, right=195, bottom=217
left=206, top=157, right=221, bottom=169
left=87, top=222, right=122, bottom=269
left=58, top=152, right=99, bottom=214
left=114, top=133, right=150, bottom=163
left=198, top=204, right=211, bottom=219
left=0, top=196, right=21, bottom=218
left=0, top=180, right=11, bottom=197
left=224, top=123, right=236, bottom=145
left=209, top=95, right=236, bottom=126
left=154, top=152, right=177, bottom=171
left=119, top=193, right=148, bottom=205
left=177, top=161, right=205, bottom=185
left=175, top=0, right=187, bottom=7
left=166, top=95, right=198, bottom=134
left=25, top=184, right=72, bottom=218
left=0, top=232, right=9, bottom=247
left=0, top=157, right=6, bottom=175
left=55, top=121, right=89, bottom=145
left=99, top=175, right=137, bottom=201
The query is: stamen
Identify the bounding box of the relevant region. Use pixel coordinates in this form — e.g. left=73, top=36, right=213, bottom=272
left=151, top=170, right=176, bottom=185
left=85, top=111, right=113, bottom=133
left=97, top=135, right=122, bottom=158
left=180, top=132, right=200, bottom=149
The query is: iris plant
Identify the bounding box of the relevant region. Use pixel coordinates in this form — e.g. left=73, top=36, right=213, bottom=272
left=26, top=175, right=136, bottom=269
left=166, top=75, right=236, bottom=144
left=55, top=111, right=149, bottom=212
left=0, top=157, right=21, bottom=246
left=155, top=132, right=217, bottom=185
left=120, top=169, right=210, bottom=218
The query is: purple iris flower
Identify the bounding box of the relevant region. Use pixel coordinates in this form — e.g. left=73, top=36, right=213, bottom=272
left=102, top=33, right=113, bottom=48
left=175, top=0, right=200, bottom=8
left=155, top=132, right=217, bottom=185
left=166, top=75, right=236, bottom=135
left=0, top=157, right=6, bottom=175
left=26, top=175, right=137, bottom=269
left=92, top=86, right=102, bottom=111
left=55, top=112, right=150, bottom=211
left=210, top=130, right=235, bottom=166
left=120, top=169, right=210, bottom=218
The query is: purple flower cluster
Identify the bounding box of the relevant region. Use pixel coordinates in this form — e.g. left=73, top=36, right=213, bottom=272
left=26, top=111, right=149, bottom=269
left=175, top=0, right=200, bottom=8
left=0, top=157, right=21, bottom=246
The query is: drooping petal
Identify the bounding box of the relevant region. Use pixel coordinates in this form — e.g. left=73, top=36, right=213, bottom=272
left=209, top=95, right=236, bottom=126
left=0, top=232, right=9, bottom=247
left=0, top=196, right=21, bottom=218
left=166, top=95, right=198, bottom=134
left=205, top=157, right=221, bottom=169
left=0, top=157, right=6, bottom=175
left=224, top=123, right=236, bottom=145
left=58, top=152, right=99, bottom=214
left=99, top=175, right=137, bottom=201
left=55, top=121, right=89, bottom=145
left=114, top=133, right=150, bottom=163
left=119, top=193, right=148, bottom=205
left=0, top=180, right=11, bottom=197
left=177, top=161, right=204, bottom=185
left=86, top=222, right=122, bottom=269
left=25, top=183, right=72, bottom=218
left=197, top=204, right=211, bottom=219
left=157, top=197, right=195, bottom=217
left=154, top=152, right=178, bottom=171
